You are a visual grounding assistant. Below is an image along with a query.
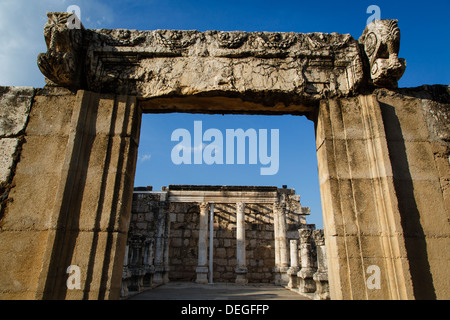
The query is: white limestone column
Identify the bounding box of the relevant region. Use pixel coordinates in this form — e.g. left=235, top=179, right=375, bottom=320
left=273, top=202, right=289, bottom=285
left=297, top=228, right=316, bottom=293
left=278, top=205, right=288, bottom=269
left=287, top=240, right=299, bottom=288
left=313, top=229, right=330, bottom=300
left=235, top=202, right=248, bottom=284
left=273, top=204, right=280, bottom=268
left=153, top=206, right=166, bottom=285
left=196, top=202, right=209, bottom=284
left=209, top=203, right=214, bottom=284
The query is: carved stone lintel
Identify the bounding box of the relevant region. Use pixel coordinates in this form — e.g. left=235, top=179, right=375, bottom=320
left=36, top=13, right=407, bottom=102
left=359, top=19, right=406, bottom=88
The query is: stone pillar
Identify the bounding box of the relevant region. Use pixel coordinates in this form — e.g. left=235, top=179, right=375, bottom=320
left=153, top=205, right=167, bottom=285
left=313, top=230, right=330, bottom=300
left=235, top=202, right=248, bottom=285
left=121, top=242, right=131, bottom=298
left=287, top=240, right=299, bottom=289
left=273, top=202, right=289, bottom=285
left=297, top=228, right=316, bottom=293
left=9, top=91, right=141, bottom=300
left=316, top=96, right=417, bottom=299
left=163, top=205, right=171, bottom=284
left=143, top=238, right=155, bottom=288
left=129, top=235, right=145, bottom=292
left=196, top=202, right=209, bottom=284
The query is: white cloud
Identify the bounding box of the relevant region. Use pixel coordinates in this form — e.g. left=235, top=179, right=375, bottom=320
left=0, top=0, right=114, bottom=88
left=139, top=154, right=152, bottom=162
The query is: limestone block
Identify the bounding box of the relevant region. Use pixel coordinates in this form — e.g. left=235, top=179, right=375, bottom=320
left=0, top=86, right=34, bottom=137
left=0, top=138, right=19, bottom=183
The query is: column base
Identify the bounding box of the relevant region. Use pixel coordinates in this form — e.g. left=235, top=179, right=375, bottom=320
left=287, top=267, right=299, bottom=289
left=196, top=266, right=209, bottom=284
left=297, top=268, right=316, bottom=293
left=235, top=267, right=248, bottom=285
left=153, top=266, right=165, bottom=285
left=273, top=266, right=289, bottom=285
left=313, top=272, right=330, bottom=300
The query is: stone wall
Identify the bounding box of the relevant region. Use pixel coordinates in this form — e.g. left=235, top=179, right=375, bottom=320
left=0, top=88, right=140, bottom=300
left=0, top=87, right=35, bottom=216
left=0, top=12, right=448, bottom=300
left=0, top=84, right=447, bottom=300
left=126, top=187, right=309, bottom=288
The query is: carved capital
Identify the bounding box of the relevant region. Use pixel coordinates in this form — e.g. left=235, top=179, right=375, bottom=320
left=236, top=202, right=245, bottom=213
left=299, top=228, right=313, bottom=244
left=313, top=229, right=325, bottom=246
left=273, top=202, right=286, bottom=213
left=359, top=19, right=406, bottom=88
left=199, top=202, right=209, bottom=212
left=37, top=12, right=84, bottom=88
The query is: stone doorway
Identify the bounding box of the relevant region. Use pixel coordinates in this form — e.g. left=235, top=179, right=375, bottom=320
left=0, top=12, right=448, bottom=300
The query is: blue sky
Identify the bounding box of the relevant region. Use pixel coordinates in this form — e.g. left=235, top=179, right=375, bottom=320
left=1, top=0, right=449, bottom=229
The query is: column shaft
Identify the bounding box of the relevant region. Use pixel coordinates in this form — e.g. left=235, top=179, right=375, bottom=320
left=235, top=202, right=247, bottom=284
left=196, top=202, right=209, bottom=284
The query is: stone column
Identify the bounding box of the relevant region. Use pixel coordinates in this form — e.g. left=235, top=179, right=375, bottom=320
left=143, top=238, right=155, bottom=288
left=297, top=228, right=316, bottom=293
left=120, top=242, right=131, bottom=298
left=129, top=235, right=145, bottom=292
left=313, top=230, right=330, bottom=300
left=153, top=205, right=167, bottom=285
left=235, top=202, right=248, bottom=285
left=273, top=202, right=289, bottom=285
left=163, top=205, right=171, bottom=284
left=196, top=202, right=209, bottom=284
left=287, top=240, right=299, bottom=289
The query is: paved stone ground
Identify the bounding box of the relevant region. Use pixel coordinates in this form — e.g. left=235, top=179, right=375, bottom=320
left=127, top=282, right=312, bottom=300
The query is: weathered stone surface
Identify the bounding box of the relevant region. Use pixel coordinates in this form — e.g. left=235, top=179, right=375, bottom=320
left=359, top=19, right=406, bottom=88
left=0, top=86, right=34, bottom=215
left=37, top=12, right=396, bottom=113
left=37, top=12, right=84, bottom=88
left=0, top=86, right=34, bottom=137
left=0, top=11, right=448, bottom=301
left=124, top=186, right=311, bottom=293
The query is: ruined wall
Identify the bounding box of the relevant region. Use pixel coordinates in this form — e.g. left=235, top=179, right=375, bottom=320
left=376, top=86, right=450, bottom=299
left=0, top=87, right=35, bottom=215
left=0, top=88, right=140, bottom=300
left=0, top=87, right=76, bottom=299
left=128, top=191, right=307, bottom=284
left=316, top=86, right=450, bottom=300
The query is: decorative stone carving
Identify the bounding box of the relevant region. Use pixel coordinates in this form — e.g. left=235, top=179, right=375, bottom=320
left=312, top=229, right=330, bottom=300
left=217, top=31, right=248, bottom=49
left=257, top=32, right=297, bottom=49
left=128, top=234, right=146, bottom=292
left=36, top=12, right=382, bottom=107
left=37, top=12, right=84, bottom=88
left=297, top=227, right=316, bottom=294
left=359, top=19, right=406, bottom=88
